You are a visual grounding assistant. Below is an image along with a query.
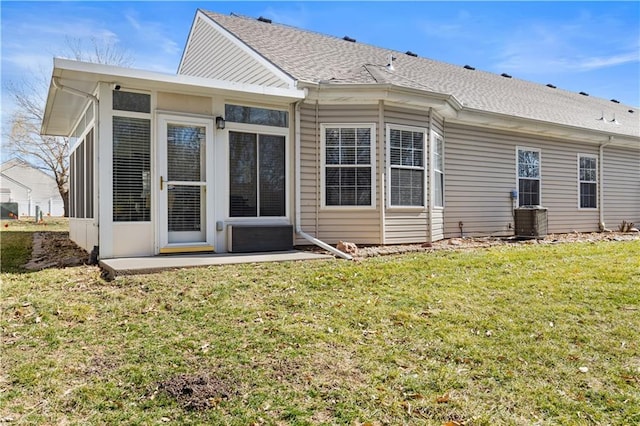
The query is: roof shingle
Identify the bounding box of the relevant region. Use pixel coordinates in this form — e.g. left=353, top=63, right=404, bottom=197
left=203, top=11, right=639, bottom=138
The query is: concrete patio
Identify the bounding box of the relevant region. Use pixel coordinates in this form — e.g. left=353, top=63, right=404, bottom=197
left=99, top=250, right=334, bottom=278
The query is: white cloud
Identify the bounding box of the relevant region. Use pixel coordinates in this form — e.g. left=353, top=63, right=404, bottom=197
left=493, top=10, right=639, bottom=75
left=122, top=9, right=180, bottom=56
left=577, top=51, right=639, bottom=71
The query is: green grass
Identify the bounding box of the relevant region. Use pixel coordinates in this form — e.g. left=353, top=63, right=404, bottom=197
left=1, top=216, right=68, bottom=233
left=1, top=237, right=639, bottom=425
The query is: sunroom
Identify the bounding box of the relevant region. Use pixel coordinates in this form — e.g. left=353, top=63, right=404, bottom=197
left=42, top=58, right=304, bottom=259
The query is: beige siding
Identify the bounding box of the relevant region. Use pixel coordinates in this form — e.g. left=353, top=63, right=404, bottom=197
left=383, top=105, right=430, bottom=244
left=179, top=16, right=289, bottom=88
left=297, top=103, right=381, bottom=245
left=431, top=210, right=445, bottom=241
left=444, top=123, right=603, bottom=238
left=157, top=92, right=212, bottom=115
left=603, top=146, right=640, bottom=227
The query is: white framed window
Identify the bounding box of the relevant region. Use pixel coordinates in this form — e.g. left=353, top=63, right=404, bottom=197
left=229, top=131, right=287, bottom=218
left=578, top=154, right=597, bottom=209
left=432, top=131, right=445, bottom=208
left=321, top=124, right=376, bottom=208
left=516, top=147, right=541, bottom=206
left=386, top=124, right=425, bottom=207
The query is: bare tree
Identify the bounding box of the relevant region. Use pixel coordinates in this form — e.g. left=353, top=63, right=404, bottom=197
left=3, top=38, right=133, bottom=217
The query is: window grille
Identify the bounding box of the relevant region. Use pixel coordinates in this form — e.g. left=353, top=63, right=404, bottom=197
left=388, top=127, right=425, bottom=207
left=579, top=155, right=597, bottom=208
left=323, top=125, right=374, bottom=207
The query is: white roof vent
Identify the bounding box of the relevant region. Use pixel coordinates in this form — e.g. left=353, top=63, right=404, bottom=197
left=386, top=54, right=396, bottom=71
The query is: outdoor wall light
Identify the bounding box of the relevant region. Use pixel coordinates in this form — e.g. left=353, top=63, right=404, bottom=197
left=215, top=116, right=226, bottom=129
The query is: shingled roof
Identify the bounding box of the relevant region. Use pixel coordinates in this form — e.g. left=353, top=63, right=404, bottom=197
left=201, top=11, right=639, bottom=139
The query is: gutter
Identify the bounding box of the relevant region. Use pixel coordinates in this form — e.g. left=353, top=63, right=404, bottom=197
left=598, top=136, right=614, bottom=231
left=52, top=77, right=99, bottom=104
left=293, top=100, right=353, bottom=260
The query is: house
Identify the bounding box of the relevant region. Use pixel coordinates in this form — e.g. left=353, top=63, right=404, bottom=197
left=41, top=10, right=640, bottom=259
left=0, top=159, right=65, bottom=217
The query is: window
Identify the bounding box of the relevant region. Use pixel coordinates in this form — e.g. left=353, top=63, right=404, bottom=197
left=517, top=148, right=541, bottom=206
left=579, top=154, right=597, bottom=208
left=387, top=125, right=424, bottom=207
left=433, top=131, right=444, bottom=208
left=225, top=104, right=288, bottom=127
left=322, top=124, right=375, bottom=207
left=113, top=116, right=151, bottom=221
left=229, top=131, right=286, bottom=217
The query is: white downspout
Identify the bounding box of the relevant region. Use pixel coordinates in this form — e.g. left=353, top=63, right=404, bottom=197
left=598, top=136, right=613, bottom=231
left=294, top=99, right=353, bottom=260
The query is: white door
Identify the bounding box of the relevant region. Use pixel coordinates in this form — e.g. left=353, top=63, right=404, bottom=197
left=158, top=115, right=214, bottom=253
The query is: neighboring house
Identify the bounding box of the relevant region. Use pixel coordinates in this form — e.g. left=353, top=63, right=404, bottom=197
left=41, top=9, right=639, bottom=259
left=0, top=159, right=65, bottom=217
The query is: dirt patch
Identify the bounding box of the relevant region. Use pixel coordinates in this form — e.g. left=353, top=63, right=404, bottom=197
left=157, top=372, right=237, bottom=411
left=352, top=231, right=639, bottom=259
left=23, top=232, right=90, bottom=271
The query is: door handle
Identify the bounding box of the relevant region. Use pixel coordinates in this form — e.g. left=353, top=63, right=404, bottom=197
left=160, top=176, right=164, bottom=190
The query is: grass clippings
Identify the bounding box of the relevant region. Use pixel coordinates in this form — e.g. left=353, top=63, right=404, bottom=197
left=1, top=231, right=639, bottom=425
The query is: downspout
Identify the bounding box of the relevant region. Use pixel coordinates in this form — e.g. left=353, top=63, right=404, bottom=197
left=294, top=99, right=353, bottom=260
left=598, top=136, right=613, bottom=231
left=427, top=108, right=434, bottom=243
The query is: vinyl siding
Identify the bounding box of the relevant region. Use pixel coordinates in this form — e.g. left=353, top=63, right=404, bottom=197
left=156, top=92, right=212, bottom=115
left=179, top=16, right=289, bottom=88
left=444, top=123, right=604, bottom=238
left=603, top=146, right=640, bottom=227
left=297, top=103, right=381, bottom=245
left=383, top=105, right=430, bottom=244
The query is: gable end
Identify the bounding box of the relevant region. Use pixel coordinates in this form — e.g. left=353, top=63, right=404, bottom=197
left=178, top=11, right=295, bottom=89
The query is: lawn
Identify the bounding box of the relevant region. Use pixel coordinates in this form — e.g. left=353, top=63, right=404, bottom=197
left=1, top=232, right=639, bottom=425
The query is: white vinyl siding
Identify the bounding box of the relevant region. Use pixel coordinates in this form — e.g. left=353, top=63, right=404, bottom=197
left=603, top=146, right=640, bottom=226
left=444, top=123, right=602, bottom=238
left=297, top=104, right=380, bottom=245
left=383, top=106, right=430, bottom=244
left=179, top=15, right=290, bottom=88
left=387, top=125, right=425, bottom=208
left=578, top=154, right=597, bottom=209
left=321, top=124, right=376, bottom=208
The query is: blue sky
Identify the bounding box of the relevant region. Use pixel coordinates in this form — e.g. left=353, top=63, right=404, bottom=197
left=1, top=1, right=639, bottom=132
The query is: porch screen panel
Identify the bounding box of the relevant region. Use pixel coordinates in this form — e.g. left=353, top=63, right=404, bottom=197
left=167, top=124, right=205, bottom=232
left=76, top=141, right=85, bottom=219
left=86, top=129, right=94, bottom=219
left=229, top=132, right=257, bottom=217
left=259, top=135, right=285, bottom=216
left=69, top=152, right=76, bottom=218
left=113, top=117, right=151, bottom=222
